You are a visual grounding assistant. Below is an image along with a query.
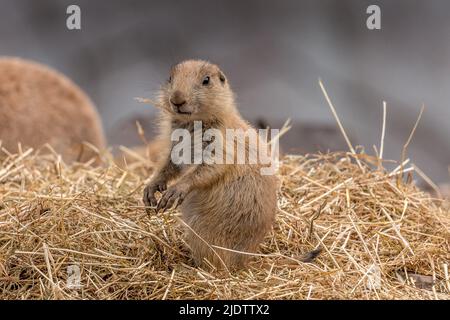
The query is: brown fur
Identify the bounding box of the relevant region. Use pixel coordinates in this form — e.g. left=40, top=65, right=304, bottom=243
left=0, top=57, right=105, bottom=162
left=143, top=60, right=279, bottom=269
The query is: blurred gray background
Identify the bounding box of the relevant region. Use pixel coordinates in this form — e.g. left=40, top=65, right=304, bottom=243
left=1, top=0, right=449, bottom=184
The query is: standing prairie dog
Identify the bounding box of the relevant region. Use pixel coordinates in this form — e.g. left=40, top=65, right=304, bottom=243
left=143, top=60, right=279, bottom=269
left=0, top=57, right=105, bottom=162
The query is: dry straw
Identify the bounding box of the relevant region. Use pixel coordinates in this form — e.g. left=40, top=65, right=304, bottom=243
left=0, top=146, right=448, bottom=300
left=0, top=87, right=448, bottom=300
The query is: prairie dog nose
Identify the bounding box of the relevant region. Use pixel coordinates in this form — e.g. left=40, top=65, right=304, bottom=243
left=170, top=91, right=186, bottom=107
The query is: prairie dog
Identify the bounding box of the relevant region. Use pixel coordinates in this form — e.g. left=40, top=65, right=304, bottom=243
left=0, top=57, right=105, bottom=162
left=143, top=60, right=279, bottom=269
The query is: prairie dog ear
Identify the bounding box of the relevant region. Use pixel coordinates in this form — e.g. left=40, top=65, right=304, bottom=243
left=218, top=71, right=226, bottom=83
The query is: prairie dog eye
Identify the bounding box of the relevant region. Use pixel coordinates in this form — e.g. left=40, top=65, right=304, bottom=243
left=167, top=76, right=172, bottom=84
left=202, top=76, right=210, bottom=86
left=219, top=72, right=226, bottom=83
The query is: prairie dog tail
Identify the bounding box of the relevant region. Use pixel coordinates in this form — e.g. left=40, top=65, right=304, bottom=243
left=298, top=247, right=322, bottom=263
left=276, top=247, right=322, bottom=266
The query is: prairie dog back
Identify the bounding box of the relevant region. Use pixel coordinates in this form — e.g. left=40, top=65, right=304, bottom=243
left=0, top=57, right=105, bottom=162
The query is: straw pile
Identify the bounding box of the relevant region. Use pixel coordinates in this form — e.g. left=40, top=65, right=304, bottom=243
left=0, top=144, right=448, bottom=300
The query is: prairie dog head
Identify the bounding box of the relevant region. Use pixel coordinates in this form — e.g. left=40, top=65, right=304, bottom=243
left=158, top=60, right=236, bottom=121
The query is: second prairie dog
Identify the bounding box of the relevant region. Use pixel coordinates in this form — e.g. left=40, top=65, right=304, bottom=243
left=143, top=60, right=279, bottom=269
left=0, top=57, right=105, bottom=162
